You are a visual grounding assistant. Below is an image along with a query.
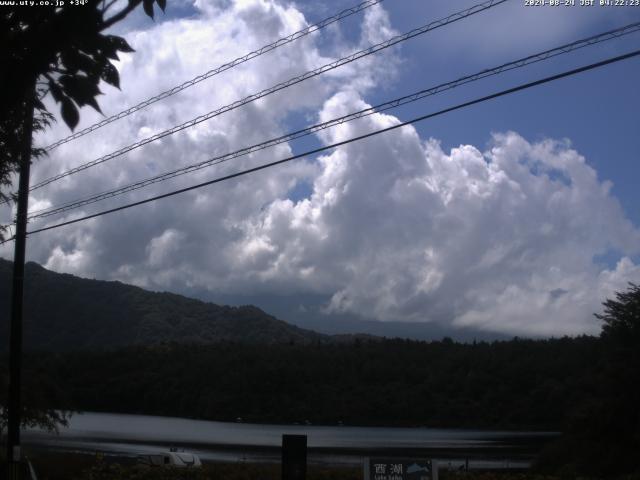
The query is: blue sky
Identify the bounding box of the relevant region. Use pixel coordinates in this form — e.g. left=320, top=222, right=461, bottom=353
left=293, top=0, right=640, bottom=269
left=2, top=0, right=639, bottom=338
left=302, top=0, right=640, bottom=226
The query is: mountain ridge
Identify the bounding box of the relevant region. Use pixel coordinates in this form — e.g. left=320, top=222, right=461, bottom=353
left=0, top=258, right=328, bottom=352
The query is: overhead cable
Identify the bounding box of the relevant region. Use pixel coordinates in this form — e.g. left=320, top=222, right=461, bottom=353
left=27, top=21, right=640, bottom=220
left=42, top=0, right=384, bottom=152
left=28, top=0, right=509, bottom=192
left=19, top=48, right=640, bottom=238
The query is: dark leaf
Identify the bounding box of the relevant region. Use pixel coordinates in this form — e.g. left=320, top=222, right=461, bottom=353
left=92, top=52, right=111, bottom=71
left=49, top=82, right=63, bottom=103
left=33, top=98, right=46, bottom=111
left=59, top=75, right=103, bottom=113
left=101, top=63, right=120, bottom=89
left=156, top=0, right=166, bottom=12
left=85, top=96, right=103, bottom=114
left=94, top=35, right=129, bottom=61
left=105, top=35, right=135, bottom=54
left=60, top=97, right=79, bottom=131
left=143, top=0, right=154, bottom=19
left=99, top=45, right=120, bottom=61
left=60, top=75, right=101, bottom=99
left=61, top=53, right=79, bottom=75
left=62, top=51, right=100, bottom=78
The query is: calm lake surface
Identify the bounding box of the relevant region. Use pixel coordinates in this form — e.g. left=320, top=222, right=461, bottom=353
left=24, top=412, right=556, bottom=467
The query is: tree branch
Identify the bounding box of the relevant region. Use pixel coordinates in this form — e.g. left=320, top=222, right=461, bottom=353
left=101, top=1, right=140, bottom=31
left=102, top=0, right=119, bottom=14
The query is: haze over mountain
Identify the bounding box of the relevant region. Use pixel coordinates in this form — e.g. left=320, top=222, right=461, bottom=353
left=190, top=290, right=511, bottom=342
left=0, top=259, right=325, bottom=352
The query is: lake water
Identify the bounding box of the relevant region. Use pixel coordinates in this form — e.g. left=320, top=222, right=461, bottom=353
left=23, top=412, right=556, bottom=467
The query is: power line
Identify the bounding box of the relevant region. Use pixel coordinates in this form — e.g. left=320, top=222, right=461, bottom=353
left=0, top=232, right=16, bottom=245
left=26, top=21, right=640, bottom=220
left=42, top=0, right=384, bottom=152
left=19, top=49, right=639, bottom=238
left=0, top=225, right=15, bottom=244
left=27, top=0, right=509, bottom=192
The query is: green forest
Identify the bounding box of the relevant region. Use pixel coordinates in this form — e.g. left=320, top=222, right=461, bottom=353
left=14, top=337, right=599, bottom=430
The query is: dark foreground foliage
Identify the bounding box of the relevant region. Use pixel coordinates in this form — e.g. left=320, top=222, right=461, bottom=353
left=23, top=448, right=638, bottom=480
left=536, top=285, right=640, bottom=477
left=73, top=463, right=359, bottom=480
left=43, top=458, right=640, bottom=480
left=0, top=0, right=167, bottom=241
left=22, top=451, right=359, bottom=480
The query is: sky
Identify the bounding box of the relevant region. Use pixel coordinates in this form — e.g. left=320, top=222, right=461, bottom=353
left=1, top=0, right=640, bottom=339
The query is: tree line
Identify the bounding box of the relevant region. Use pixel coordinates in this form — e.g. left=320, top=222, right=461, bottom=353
left=14, top=336, right=599, bottom=430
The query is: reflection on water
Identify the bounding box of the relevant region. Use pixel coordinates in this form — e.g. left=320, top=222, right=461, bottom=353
left=24, top=412, right=555, bottom=467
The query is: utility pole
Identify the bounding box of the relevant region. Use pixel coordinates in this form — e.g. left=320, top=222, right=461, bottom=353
left=6, top=81, right=36, bottom=480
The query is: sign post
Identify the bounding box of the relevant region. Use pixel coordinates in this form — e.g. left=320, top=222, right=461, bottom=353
left=364, top=458, right=438, bottom=480
left=282, top=434, right=307, bottom=480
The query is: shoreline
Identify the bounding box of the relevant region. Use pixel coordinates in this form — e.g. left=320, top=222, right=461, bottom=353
left=23, top=438, right=540, bottom=469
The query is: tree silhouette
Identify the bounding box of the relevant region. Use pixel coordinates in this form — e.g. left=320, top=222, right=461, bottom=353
left=596, top=283, right=640, bottom=446
left=0, top=0, right=167, bottom=443
left=596, top=282, right=640, bottom=344
left=0, top=0, right=167, bottom=234
left=590, top=283, right=640, bottom=475
left=541, top=283, right=640, bottom=476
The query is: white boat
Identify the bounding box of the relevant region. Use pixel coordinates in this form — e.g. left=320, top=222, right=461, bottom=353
left=137, top=449, right=202, bottom=468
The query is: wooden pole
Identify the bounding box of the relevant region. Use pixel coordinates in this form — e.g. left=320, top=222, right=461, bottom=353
left=7, top=80, right=35, bottom=479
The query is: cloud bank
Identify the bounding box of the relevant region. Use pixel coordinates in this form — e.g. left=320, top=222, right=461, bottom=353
left=1, top=0, right=639, bottom=337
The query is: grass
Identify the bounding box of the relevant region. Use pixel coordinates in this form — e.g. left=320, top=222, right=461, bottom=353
left=8, top=449, right=640, bottom=480
left=20, top=450, right=360, bottom=480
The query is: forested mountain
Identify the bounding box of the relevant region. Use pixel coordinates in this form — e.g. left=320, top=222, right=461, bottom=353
left=0, top=259, right=326, bottom=351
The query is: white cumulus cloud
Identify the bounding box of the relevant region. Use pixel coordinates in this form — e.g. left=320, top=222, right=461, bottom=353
left=1, top=0, right=638, bottom=338
left=227, top=91, right=640, bottom=336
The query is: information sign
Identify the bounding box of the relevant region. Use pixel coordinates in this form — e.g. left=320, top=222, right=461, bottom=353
left=364, top=458, right=438, bottom=480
